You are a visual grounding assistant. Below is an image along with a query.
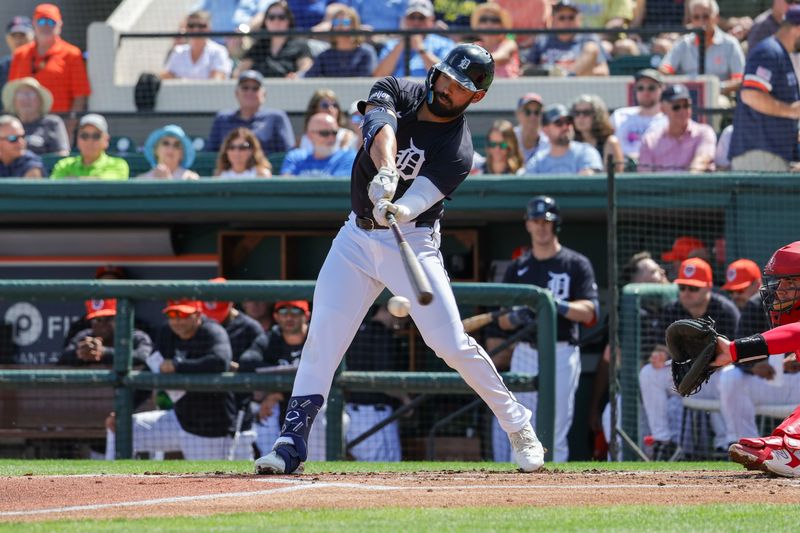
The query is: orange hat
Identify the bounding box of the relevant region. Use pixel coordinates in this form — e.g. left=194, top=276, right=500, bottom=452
left=721, top=259, right=762, bottom=291
left=674, top=258, right=713, bottom=288
left=33, top=4, right=62, bottom=23
left=661, top=236, right=706, bottom=262
left=162, top=298, right=201, bottom=315
left=85, top=298, right=116, bottom=320
left=201, top=277, right=233, bottom=323
left=274, top=300, right=310, bottom=317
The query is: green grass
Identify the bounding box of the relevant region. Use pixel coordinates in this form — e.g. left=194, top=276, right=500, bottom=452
left=0, top=459, right=744, bottom=477
left=0, top=505, right=795, bottom=532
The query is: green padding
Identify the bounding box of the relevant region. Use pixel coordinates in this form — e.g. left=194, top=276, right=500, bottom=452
left=608, top=54, right=656, bottom=76
left=0, top=369, right=116, bottom=388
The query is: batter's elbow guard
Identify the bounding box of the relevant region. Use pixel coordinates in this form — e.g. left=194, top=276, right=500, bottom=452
left=362, top=106, right=397, bottom=153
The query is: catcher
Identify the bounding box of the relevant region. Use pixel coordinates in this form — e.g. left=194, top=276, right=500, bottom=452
left=667, top=241, right=800, bottom=477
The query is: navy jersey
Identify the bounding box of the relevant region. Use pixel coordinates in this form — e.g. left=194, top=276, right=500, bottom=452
left=503, top=247, right=599, bottom=344
left=239, top=325, right=304, bottom=369
left=729, top=36, right=800, bottom=162
left=656, top=292, right=740, bottom=343
left=156, top=317, right=237, bottom=438
left=352, top=76, right=474, bottom=224
left=225, top=311, right=264, bottom=363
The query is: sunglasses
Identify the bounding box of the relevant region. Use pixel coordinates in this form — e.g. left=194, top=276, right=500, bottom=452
left=691, top=13, right=711, bottom=20
left=227, top=142, right=253, bottom=151
left=267, top=13, right=288, bottom=21
left=159, top=139, right=182, bottom=149
left=36, top=18, right=56, bottom=27
left=78, top=132, right=103, bottom=141
left=238, top=83, right=261, bottom=92
left=277, top=307, right=304, bottom=316
left=406, top=13, right=428, bottom=21
left=186, top=22, right=208, bottom=30
left=572, top=109, right=593, bottom=117
left=671, top=102, right=691, bottom=112
left=319, top=101, right=339, bottom=110
left=636, top=84, right=658, bottom=92
left=551, top=118, right=572, bottom=127
left=487, top=140, right=509, bottom=149
left=678, top=285, right=701, bottom=293
left=90, top=316, right=114, bottom=323
left=556, top=14, right=576, bottom=21
left=478, top=16, right=502, bottom=24
left=522, top=108, right=541, bottom=117
left=0, top=134, right=21, bottom=143
left=332, top=18, right=353, bottom=27
left=165, top=310, right=194, bottom=319
left=313, top=129, right=339, bottom=137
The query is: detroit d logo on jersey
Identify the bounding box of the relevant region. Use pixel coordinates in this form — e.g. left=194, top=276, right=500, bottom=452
left=547, top=271, right=571, bottom=300
left=395, top=138, right=425, bottom=181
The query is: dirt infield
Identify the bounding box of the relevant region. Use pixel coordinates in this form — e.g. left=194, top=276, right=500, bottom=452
left=0, top=469, right=797, bottom=522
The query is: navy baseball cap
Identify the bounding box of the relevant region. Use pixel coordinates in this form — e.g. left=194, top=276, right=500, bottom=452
left=6, top=16, right=33, bottom=35
left=541, top=104, right=571, bottom=126
left=660, top=84, right=691, bottom=102
left=238, top=69, right=264, bottom=86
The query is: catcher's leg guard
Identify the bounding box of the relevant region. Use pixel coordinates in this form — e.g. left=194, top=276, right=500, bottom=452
left=729, top=405, right=800, bottom=477
left=255, top=395, right=323, bottom=475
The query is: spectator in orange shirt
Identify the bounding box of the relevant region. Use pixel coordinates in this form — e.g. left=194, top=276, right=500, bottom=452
left=8, top=4, right=90, bottom=134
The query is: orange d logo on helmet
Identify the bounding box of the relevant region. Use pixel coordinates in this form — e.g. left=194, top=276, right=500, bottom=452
left=200, top=277, right=233, bottom=324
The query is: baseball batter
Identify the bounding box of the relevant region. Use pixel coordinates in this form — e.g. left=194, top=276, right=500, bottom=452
left=255, top=43, right=544, bottom=474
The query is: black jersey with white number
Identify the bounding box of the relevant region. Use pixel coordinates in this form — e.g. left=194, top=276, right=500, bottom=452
left=503, top=247, right=598, bottom=344
left=352, top=77, right=474, bottom=224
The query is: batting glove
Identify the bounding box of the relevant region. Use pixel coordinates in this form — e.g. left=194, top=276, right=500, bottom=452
left=367, top=166, right=399, bottom=205
left=373, top=198, right=412, bottom=226
left=506, top=305, right=536, bottom=328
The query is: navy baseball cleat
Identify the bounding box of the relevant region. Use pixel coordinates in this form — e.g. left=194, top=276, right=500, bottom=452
left=254, top=394, right=323, bottom=475
left=255, top=437, right=304, bottom=474
left=508, top=422, right=545, bottom=472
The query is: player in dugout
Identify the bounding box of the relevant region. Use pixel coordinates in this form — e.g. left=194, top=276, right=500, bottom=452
left=254, top=43, right=545, bottom=475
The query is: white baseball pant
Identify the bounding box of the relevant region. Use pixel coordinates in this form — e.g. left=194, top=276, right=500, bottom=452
left=346, top=403, right=402, bottom=462
left=104, top=409, right=255, bottom=460
left=492, top=341, right=580, bottom=463
left=639, top=363, right=728, bottom=448
left=289, top=213, right=531, bottom=439
left=719, top=359, right=800, bottom=442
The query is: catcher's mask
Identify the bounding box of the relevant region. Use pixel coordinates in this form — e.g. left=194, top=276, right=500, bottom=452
left=761, top=241, right=800, bottom=328
left=424, top=43, right=494, bottom=105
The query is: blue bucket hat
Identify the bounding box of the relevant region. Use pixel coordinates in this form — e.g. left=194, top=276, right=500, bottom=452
left=143, top=124, right=195, bottom=169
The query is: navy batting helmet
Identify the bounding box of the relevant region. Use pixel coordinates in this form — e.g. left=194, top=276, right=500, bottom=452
left=426, top=43, right=495, bottom=98
left=526, top=196, right=561, bottom=231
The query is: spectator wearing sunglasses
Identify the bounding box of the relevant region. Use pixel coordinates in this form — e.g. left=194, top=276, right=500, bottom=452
left=513, top=93, right=550, bottom=163
left=659, top=0, right=745, bottom=100
left=610, top=69, right=667, bottom=162
left=524, top=0, right=608, bottom=77
left=139, top=124, right=199, bottom=180
left=206, top=70, right=295, bottom=154
left=475, top=120, right=524, bottom=175
left=638, top=84, right=716, bottom=172
left=299, top=89, right=358, bottom=152
left=0, top=114, right=44, bottom=178
left=238, top=1, right=313, bottom=79
left=214, top=127, right=272, bottom=178
left=162, top=10, right=232, bottom=80
left=281, top=113, right=357, bottom=177
left=304, top=6, right=377, bottom=78
left=523, top=104, right=603, bottom=175
left=51, top=114, right=129, bottom=180
left=7, top=4, right=89, bottom=141
left=571, top=94, right=624, bottom=173
left=471, top=4, right=519, bottom=79
left=639, top=258, right=739, bottom=457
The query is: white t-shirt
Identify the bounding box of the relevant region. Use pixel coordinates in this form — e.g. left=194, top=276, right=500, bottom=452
left=610, top=106, right=667, bottom=159
left=164, top=40, right=232, bottom=79
left=217, top=168, right=262, bottom=178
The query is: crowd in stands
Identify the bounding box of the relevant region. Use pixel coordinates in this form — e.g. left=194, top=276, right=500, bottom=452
left=0, top=0, right=798, bottom=176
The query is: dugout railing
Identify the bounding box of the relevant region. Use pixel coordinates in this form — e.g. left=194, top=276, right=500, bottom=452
left=0, top=280, right=556, bottom=461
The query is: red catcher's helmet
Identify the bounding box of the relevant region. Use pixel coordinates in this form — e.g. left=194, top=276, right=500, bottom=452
left=761, top=241, right=800, bottom=328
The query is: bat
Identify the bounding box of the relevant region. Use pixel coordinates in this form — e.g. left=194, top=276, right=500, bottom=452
left=462, top=311, right=497, bottom=333
left=387, top=212, right=433, bottom=305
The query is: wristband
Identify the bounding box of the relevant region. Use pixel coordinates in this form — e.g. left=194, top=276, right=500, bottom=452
left=555, top=299, right=569, bottom=317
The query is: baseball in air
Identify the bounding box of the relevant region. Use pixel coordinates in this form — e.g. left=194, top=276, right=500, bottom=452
left=387, top=296, right=411, bottom=317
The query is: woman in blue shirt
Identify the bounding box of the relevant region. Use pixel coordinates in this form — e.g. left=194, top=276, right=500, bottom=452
left=305, top=6, right=377, bottom=78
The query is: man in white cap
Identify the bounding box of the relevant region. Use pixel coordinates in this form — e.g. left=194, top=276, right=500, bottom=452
left=50, top=113, right=129, bottom=179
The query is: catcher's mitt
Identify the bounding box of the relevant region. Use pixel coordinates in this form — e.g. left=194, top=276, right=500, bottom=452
left=665, top=316, right=723, bottom=396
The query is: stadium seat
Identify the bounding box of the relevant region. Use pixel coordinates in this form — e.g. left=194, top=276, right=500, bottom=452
left=608, top=55, right=657, bottom=76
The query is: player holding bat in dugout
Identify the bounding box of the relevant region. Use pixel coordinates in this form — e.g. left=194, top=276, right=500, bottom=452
left=254, top=43, right=545, bottom=475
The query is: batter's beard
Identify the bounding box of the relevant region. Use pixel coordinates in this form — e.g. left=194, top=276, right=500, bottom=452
left=428, top=92, right=470, bottom=118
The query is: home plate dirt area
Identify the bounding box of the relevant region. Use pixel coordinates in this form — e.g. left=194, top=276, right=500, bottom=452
left=1, top=469, right=798, bottom=522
